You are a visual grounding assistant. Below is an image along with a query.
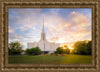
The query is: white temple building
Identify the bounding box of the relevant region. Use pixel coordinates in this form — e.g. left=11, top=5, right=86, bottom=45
left=27, top=18, right=60, bottom=54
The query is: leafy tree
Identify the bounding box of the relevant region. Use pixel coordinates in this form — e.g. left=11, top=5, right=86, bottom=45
left=26, top=47, right=42, bottom=55
left=25, top=48, right=32, bottom=55
left=8, top=41, right=23, bottom=55
left=55, top=45, right=70, bottom=54
left=86, top=41, right=92, bottom=55
left=72, top=40, right=92, bottom=55
left=55, top=47, right=63, bottom=54
left=63, top=45, right=70, bottom=54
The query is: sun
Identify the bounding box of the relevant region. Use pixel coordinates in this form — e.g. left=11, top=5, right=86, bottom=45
left=69, top=46, right=74, bottom=50
left=56, top=38, right=74, bottom=50
left=57, top=38, right=67, bottom=43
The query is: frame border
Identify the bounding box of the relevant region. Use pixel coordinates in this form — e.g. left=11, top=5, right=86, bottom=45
left=0, top=0, right=100, bottom=72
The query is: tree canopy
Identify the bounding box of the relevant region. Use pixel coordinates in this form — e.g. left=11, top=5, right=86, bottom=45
left=8, top=41, right=23, bottom=55
left=55, top=45, right=70, bottom=54
left=72, top=40, right=92, bottom=55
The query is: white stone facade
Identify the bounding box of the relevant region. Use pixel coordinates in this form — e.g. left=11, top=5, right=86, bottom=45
left=27, top=19, right=60, bottom=54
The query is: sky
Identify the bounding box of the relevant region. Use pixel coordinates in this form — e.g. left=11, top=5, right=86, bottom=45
left=8, top=8, right=92, bottom=49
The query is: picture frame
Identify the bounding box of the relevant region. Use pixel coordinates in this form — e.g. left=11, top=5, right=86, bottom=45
left=0, top=0, right=100, bottom=72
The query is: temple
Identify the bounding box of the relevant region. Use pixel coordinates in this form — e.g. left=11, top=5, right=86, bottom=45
left=27, top=18, right=60, bottom=54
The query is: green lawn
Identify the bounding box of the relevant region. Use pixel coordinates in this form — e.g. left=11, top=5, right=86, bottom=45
left=8, top=55, right=92, bottom=64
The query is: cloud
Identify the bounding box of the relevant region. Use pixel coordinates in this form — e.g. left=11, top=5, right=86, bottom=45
left=49, top=37, right=59, bottom=42
left=9, top=9, right=43, bottom=32
left=45, top=11, right=91, bottom=42
left=71, top=11, right=76, bottom=14
left=64, top=22, right=71, bottom=27
left=9, top=26, right=14, bottom=33
left=68, top=11, right=91, bottom=29
left=9, top=9, right=91, bottom=49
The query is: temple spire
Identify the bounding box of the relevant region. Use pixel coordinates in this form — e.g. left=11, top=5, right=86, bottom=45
left=42, top=17, right=45, bottom=32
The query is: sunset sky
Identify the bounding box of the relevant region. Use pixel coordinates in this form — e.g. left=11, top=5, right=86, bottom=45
left=8, top=8, right=92, bottom=49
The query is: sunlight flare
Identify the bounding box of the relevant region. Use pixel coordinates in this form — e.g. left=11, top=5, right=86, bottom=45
left=57, top=38, right=67, bottom=43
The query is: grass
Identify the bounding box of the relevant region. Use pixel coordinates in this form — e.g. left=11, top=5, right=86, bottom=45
left=8, top=54, right=92, bottom=64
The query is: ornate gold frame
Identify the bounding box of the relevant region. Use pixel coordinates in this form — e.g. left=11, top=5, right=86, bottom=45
left=0, top=0, right=100, bottom=72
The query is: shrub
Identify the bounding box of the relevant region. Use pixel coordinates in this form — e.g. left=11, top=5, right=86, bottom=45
left=26, top=47, right=42, bottom=55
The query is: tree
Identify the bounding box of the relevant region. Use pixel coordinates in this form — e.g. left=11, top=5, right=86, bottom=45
left=86, top=41, right=92, bottom=55
left=8, top=41, right=23, bottom=55
left=26, top=47, right=42, bottom=55
left=72, top=40, right=92, bottom=55
left=25, top=48, right=32, bottom=55
left=55, top=47, right=63, bottom=54
left=55, top=45, right=70, bottom=54
left=32, top=47, right=42, bottom=55
left=63, top=45, right=70, bottom=54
